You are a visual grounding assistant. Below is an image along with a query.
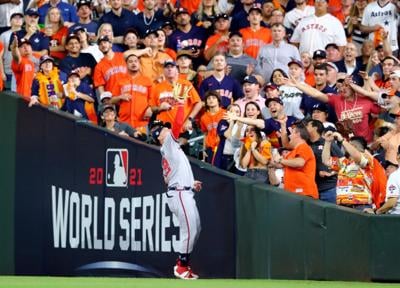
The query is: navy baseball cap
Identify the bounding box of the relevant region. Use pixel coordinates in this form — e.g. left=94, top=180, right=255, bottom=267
left=25, top=8, right=39, bottom=17
left=175, top=7, right=190, bottom=16
left=163, top=60, right=177, bottom=67
left=97, top=35, right=112, bottom=44
left=242, top=75, right=258, bottom=85
left=10, top=12, right=24, bottom=19
left=313, top=50, right=327, bottom=59
left=66, top=33, right=80, bottom=44
left=288, top=58, right=304, bottom=68
left=39, top=55, right=55, bottom=65
left=150, top=120, right=171, bottom=144
left=102, top=104, right=116, bottom=114
left=68, top=69, right=80, bottom=78
left=144, top=28, right=159, bottom=38
left=73, top=25, right=87, bottom=33
left=311, top=103, right=329, bottom=113
left=265, top=97, right=283, bottom=107
left=248, top=3, right=262, bottom=13
left=264, top=82, right=278, bottom=91
left=325, top=43, right=339, bottom=50
left=384, top=159, right=398, bottom=169
left=229, top=31, right=242, bottom=38
left=77, top=0, right=91, bottom=9
left=215, top=13, right=229, bottom=21
left=18, top=38, right=31, bottom=47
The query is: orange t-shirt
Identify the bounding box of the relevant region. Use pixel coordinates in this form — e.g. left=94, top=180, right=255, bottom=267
left=200, top=108, right=225, bottom=149
left=307, top=0, right=342, bottom=14
left=305, top=68, right=315, bottom=87
left=93, top=52, right=127, bottom=96
left=11, top=56, right=35, bottom=100
left=180, top=0, right=201, bottom=15
left=239, top=27, right=272, bottom=59
left=116, top=73, right=153, bottom=128
left=136, top=0, right=176, bottom=11
left=140, top=52, right=172, bottom=83
left=46, top=26, right=68, bottom=60
left=149, top=78, right=201, bottom=129
left=283, top=142, right=318, bottom=199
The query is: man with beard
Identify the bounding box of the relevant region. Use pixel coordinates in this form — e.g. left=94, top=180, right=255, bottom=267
left=283, top=0, right=315, bottom=32
left=168, top=7, right=207, bottom=69
left=199, top=53, right=243, bottom=108
left=93, top=35, right=127, bottom=97
left=59, top=33, right=97, bottom=86
left=112, top=51, right=153, bottom=134
left=135, top=0, right=168, bottom=38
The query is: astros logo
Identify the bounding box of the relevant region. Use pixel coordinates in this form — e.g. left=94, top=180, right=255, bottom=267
left=106, top=149, right=129, bottom=187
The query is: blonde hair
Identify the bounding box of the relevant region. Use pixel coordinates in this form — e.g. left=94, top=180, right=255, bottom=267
left=45, top=7, right=64, bottom=28
left=97, top=23, right=114, bottom=41
left=195, top=0, right=220, bottom=22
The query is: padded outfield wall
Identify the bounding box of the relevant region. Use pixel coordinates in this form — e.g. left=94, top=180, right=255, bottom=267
left=1, top=92, right=400, bottom=281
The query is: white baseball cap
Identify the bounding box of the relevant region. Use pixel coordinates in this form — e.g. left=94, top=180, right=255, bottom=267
left=390, top=70, right=400, bottom=79
left=100, top=91, right=112, bottom=101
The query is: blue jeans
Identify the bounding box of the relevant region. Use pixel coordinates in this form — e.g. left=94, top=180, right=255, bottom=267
left=244, top=168, right=269, bottom=184
left=319, top=187, right=337, bottom=204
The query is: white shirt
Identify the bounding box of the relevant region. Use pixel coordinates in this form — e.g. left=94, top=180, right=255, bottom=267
left=361, top=1, right=399, bottom=52
left=0, top=29, right=15, bottom=75
left=283, top=5, right=315, bottom=31
left=385, top=168, right=400, bottom=214
left=290, top=13, right=347, bottom=54
left=0, top=2, right=23, bottom=27
left=160, top=132, right=194, bottom=188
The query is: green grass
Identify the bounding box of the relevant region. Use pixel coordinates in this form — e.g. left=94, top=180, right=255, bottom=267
left=1, top=277, right=400, bottom=288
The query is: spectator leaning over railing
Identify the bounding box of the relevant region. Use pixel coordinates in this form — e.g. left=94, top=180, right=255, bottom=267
left=271, top=120, right=319, bottom=199
left=322, top=130, right=375, bottom=213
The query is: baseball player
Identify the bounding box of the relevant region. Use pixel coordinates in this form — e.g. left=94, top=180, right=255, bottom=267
left=151, top=100, right=202, bottom=280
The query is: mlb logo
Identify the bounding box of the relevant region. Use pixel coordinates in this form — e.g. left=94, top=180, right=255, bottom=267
left=106, top=149, right=129, bottom=187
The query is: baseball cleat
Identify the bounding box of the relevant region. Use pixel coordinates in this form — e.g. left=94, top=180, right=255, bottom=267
left=174, top=264, right=199, bottom=280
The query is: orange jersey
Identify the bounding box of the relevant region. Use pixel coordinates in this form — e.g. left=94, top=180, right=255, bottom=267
left=200, top=108, right=225, bottom=149
left=180, top=0, right=201, bottom=14
left=283, top=142, right=318, bottom=199
left=204, top=33, right=229, bottom=56
left=150, top=78, right=201, bottom=129
left=305, top=68, right=315, bottom=87
left=239, top=27, right=272, bottom=59
left=11, top=56, right=35, bottom=100
left=93, top=52, right=127, bottom=96
left=331, top=154, right=373, bottom=205
left=140, top=52, right=172, bottom=83
left=116, top=73, right=153, bottom=128
left=136, top=0, right=176, bottom=11
left=307, top=0, right=342, bottom=14
left=43, top=26, right=68, bottom=60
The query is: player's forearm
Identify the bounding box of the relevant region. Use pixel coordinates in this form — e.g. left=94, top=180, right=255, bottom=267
left=172, top=103, right=184, bottom=138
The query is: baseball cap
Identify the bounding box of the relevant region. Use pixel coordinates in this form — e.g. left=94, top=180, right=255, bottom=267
left=123, top=28, right=139, bottom=38
left=242, top=75, right=258, bottom=85
left=77, top=0, right=91, bottom=9
left=10, top=12, right=24, bottom=20
left=102, top=104, right=116, bottom=114
left=161, top=21, right=174, bottom=29
left=144, top=28, right=159, bottom=38
left=18, top=38, right=31, bottom=47
left=100, top=91, right=112, bottom=102
left=390, top=70, right=400, bottom=78
left=68, top=69, right=80, bottom=78
left=175, top=7, right=189, bottom=16
left=382, top=55, right=400, bottom=64
left=383, top=159, right=398, bottom=169
left=150, top=120, right=171, bottom=143
left=176, top=50, right=192, bottom=60
left=264, top=82, right=278, bottom=91
left=265, top=97, right=283, bottom=107
left=325, top=43, right=339, bottom=50
left=326, top=62, right=338, bottom=72
left=248, top=3, right=262, bottom=13
left=163, top=60, right=177, bottom=68
left=215, top=13, right=229, bottom=21
left=97, top=35, right=112, bottom=44
left=229, top=31, right=242, bottom=38
left=313, top=49, right=327, bottom=59
left=39, top=55, right=55, bottom=66
left=311, top=103, right=329, bottom=113
left=288, top=58, right=304, bottom=68
left=66, top=33, right=80, bottom=44
left=73, top=25, right=87, bottom=34
left=25, top=8, right=39, bottom=17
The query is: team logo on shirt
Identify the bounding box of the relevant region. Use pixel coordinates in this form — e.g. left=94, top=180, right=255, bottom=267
left=106, top=149, right=129, bottom=187
left=388, top=184, right=397, bottom=195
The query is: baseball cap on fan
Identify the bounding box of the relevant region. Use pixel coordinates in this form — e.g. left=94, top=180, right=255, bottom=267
left=313, top=50, right=327, bottom=60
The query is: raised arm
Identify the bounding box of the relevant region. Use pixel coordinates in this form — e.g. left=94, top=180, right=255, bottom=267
left=283, top=76, right=329, bottom=103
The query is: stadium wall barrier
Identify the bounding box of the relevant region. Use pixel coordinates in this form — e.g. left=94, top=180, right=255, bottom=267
left=1, top=93, right=236, bottom=278
left=2, top=92, right=400, bottom=281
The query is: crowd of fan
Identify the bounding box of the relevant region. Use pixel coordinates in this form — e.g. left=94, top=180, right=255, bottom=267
left=1, top=0, right=400, bottom=213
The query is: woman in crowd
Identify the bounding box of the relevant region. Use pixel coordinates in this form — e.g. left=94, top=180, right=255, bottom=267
left=43, top=7, right=68, bottom=61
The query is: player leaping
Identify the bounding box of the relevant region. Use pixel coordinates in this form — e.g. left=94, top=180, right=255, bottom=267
left=150, top=100, right=202, bottom=280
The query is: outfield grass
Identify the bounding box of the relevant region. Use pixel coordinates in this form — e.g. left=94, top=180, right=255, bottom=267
left=1, top=277, right=400, bottom=288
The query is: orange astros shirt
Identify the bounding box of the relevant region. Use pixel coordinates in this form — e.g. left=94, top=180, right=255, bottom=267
left=11, top=56, right=35, bottom=100
left=239, top=27, right=272, bottom=59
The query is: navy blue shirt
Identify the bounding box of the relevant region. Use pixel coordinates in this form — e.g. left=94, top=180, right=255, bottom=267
left=263, top=115, right=298, bottom=148
left=199, top=75, right=244, bottom=108
left=15, top=30, right=50, bottom=52
left=69, top=21, right=99, bottom=36
left=59, top=53, right=97, bottom=85
left=98, top=9, right=138, bottom=37
left=61, top=82, right=96, bottom=120
left=38, top=2, right=78, bottom=24
left=135, top=10, right=168, bottom=38
left=300, top=85, right=338, bottom=123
